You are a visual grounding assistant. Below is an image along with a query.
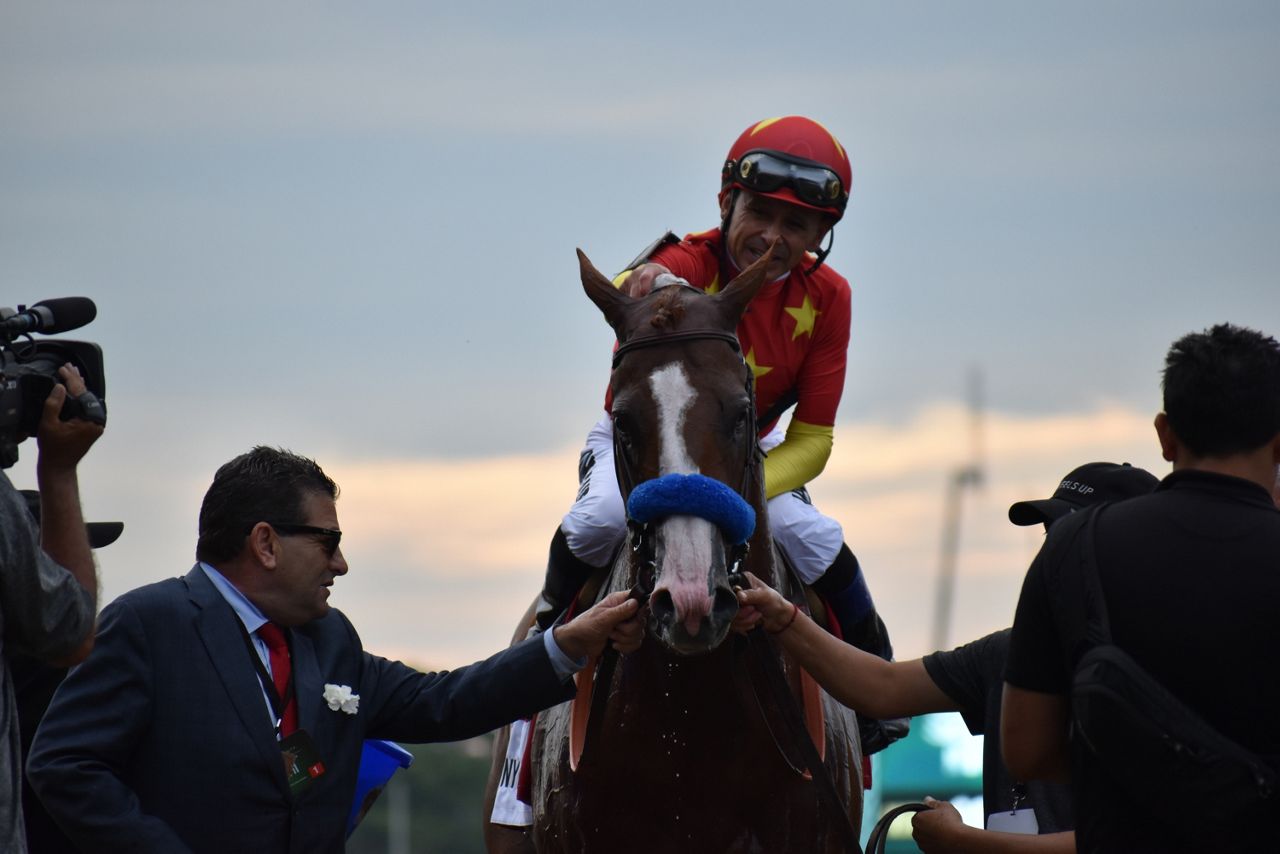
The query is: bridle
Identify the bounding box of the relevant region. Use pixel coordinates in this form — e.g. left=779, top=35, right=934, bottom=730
left=608, top=318, right=762, bottom=602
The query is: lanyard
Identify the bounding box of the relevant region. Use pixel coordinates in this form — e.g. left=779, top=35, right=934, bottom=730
left=236, top=621, right=295, bottom=738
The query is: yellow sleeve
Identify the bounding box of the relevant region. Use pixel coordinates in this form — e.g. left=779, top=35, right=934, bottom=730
left=762, top=419, right=834, bottom=499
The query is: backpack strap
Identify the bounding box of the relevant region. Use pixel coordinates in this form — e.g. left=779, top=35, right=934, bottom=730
left=1043, top=505, right=1109, bottom=675
left=1077, top=504, right=1114, bottom=649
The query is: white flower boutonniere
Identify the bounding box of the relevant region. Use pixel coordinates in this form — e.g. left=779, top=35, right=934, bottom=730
left=323, top=683, right=360, bottom=715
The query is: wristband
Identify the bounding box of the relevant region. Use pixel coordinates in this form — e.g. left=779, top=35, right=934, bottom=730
left=771, top=602, right=800, bottom=634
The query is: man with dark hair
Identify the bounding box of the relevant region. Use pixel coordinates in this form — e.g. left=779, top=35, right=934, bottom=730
left=0, top=364, right=101, bottom=853
left=736, top=461, right=1158, bottom=852
left=28, top=446, right=641, bottom=853
left=1003, top=323, right=1280, bottom=852
left=195, top=448, right=340, bottom=565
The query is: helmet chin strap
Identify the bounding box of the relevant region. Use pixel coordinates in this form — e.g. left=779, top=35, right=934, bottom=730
left=718, top=187, right=738, bottom=276
left=805, top=228, right=834, bottom=275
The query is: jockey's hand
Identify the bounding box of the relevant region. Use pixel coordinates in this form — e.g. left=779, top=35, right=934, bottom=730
left=910, top=797, right=968, bottom=853
left=732, top=572, right=796, bottom=634
left=554, top=591, right=642, bottom=660
left=618, top=263, right=675, bottom=298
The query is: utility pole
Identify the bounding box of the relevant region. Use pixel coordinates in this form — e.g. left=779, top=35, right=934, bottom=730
left=387, top=777, right=410, bottom=854
left=931, top=366, right=985, bottom=651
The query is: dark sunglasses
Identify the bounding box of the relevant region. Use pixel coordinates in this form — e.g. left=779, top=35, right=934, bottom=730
left=726, top=150, right=846, bottom=211
left=268, top=522, right=342, bottom=556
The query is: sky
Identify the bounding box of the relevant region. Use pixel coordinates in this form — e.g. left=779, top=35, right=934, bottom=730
left=3, top=1, right=1277, bottom=668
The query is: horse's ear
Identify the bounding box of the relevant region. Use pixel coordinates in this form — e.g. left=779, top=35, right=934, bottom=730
left=578, top=248, right=632, bottom=332
left=715, top=240, right=776, bottom=323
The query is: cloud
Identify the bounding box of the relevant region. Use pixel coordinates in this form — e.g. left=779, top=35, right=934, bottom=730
left=8, top=387, right=1165, bottom=670
left=325, top=450, right=578, bottom=578
left=13, top=0, right=1272, bottom=192
left=303, top=402, right=1164, bottom=666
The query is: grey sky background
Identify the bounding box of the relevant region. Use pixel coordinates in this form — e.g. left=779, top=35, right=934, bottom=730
left=3, top=1, right=1277, bottom=666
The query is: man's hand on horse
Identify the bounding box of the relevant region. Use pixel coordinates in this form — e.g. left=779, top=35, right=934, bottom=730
left=732, top=572, right=802, bottom=634
left=553, top=590, right=644, bottom=661
left=618, top=263, right=685, bottom=298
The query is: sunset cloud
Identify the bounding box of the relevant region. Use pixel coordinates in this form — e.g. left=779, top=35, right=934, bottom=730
left=313, top=402, right=1166, bottom=666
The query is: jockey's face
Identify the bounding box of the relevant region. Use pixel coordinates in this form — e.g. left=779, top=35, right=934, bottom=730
left=721, top=190, right=831, bottom=281
left=270, top=492, right=349, bottom=626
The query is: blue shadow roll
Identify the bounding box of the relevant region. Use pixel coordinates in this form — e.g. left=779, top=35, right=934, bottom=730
left=627, top=473, right=755, bottom=545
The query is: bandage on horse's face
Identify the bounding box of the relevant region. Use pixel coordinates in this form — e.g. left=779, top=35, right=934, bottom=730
left=578, top=249, right=772, bottom=654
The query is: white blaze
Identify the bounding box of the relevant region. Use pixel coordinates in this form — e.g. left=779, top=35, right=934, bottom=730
left=649, top=363, right=697, bottom=474
left=648, top=362, right=716, bottom=633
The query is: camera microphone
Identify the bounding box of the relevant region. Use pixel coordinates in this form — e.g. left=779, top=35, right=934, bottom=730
left=0, top=298, right=98, bottom=336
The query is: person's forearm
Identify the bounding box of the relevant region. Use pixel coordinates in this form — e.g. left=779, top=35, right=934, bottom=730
left=776, top=615, right=952, bottom=719
left=36, top=463, right=97, bottom=604
left=1001, top=684, right=1072, bottom=783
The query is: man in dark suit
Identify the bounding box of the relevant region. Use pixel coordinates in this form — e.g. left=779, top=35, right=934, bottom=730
left=27, top=446, right=640, bottom=853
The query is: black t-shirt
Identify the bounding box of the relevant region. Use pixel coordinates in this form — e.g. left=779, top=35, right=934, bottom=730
left=1007, top=469, right=1280, bottom=853
left=923, top=629, right=1074, bottom=834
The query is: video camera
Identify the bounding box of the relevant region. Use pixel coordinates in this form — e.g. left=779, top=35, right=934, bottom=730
left=0, top=297, right=106, bottom=469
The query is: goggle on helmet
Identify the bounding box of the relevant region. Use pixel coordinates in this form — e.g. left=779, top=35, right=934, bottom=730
left=720, top=116, right=852, bottom=221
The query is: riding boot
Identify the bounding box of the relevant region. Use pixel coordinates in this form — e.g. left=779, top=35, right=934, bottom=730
left=532, top=526, right=602, bottom=633
left=811, top=543, right=911, bottom=755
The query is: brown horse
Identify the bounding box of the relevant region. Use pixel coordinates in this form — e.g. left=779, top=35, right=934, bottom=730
left=484, top=250, right=862, bottom=853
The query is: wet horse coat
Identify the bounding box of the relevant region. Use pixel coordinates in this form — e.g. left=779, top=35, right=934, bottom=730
left=486, top=250, right=862, bottom=853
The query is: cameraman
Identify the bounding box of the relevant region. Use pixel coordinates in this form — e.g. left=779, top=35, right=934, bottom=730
left=0, top=363, right=102, bottom=850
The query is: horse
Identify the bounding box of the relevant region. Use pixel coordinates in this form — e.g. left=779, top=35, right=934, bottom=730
left=483, top=248, right=863, bottom=853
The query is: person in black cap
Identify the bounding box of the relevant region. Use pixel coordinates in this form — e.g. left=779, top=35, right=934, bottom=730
left=735, top=461, right=1158, bottom=853
left=1007, top=462, right=1160, bottom=527
left=0, top=364, right=103, bottom=852
left=11, top=491, right=122, bottom=854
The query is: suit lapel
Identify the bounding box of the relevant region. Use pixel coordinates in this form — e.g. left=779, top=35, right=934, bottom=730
left=185, top=566, right=290, bottom=796
left=291, top=628, right=323, bottom=736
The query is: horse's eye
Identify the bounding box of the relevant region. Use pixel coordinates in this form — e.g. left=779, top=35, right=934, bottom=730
left=614, top=415, right=634, bottom=447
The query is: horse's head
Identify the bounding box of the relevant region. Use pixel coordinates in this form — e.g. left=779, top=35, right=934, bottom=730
left=578, top=248, right=773, bottom=655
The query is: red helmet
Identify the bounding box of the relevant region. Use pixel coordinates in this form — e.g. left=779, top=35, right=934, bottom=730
left=720, top=116, right=852, bottom=221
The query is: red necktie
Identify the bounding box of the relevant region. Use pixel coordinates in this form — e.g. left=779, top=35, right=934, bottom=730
left=257, top=622, right=298, bottom=737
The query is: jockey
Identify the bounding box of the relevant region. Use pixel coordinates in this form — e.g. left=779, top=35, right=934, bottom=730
left=539, top=115, right=905, bottom=753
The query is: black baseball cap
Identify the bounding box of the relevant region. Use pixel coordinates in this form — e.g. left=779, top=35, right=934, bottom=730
left=1008, top=462, right=1159, bottom=527
left=20, top=489, right=123, bottom=548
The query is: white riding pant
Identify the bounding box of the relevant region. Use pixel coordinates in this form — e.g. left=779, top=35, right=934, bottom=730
left=560, top=414, right=844, bottom=584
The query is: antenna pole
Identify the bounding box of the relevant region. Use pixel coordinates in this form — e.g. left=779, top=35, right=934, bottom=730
left=931, top=366, right=985, bottom=651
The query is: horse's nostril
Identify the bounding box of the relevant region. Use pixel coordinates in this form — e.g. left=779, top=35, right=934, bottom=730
left=650, top=589, right=676, bottom=625
left=711, top=586, right=739, bottom=623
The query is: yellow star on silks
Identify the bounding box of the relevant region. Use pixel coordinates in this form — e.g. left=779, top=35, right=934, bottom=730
left=745, top=347, right=772, bottom=380
left=784, top=296, right=819, bottom=340
left=703, top=273, right=721, bottom=295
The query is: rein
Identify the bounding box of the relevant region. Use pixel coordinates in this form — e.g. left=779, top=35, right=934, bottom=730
left=744, top=625, right=864, bottom=854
